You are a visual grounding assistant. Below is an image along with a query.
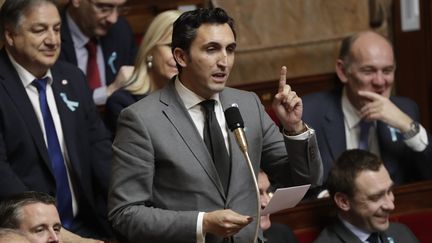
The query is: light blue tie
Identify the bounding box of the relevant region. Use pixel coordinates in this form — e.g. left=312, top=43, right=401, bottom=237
left=358, top=120, right=372, bottom=150
left=32, top=78, right=74, bottom=228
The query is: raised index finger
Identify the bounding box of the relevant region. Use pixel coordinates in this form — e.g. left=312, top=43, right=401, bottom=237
left=278, top=66, right=287, bottom=93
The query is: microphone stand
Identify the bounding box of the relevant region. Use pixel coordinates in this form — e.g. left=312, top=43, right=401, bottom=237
left=232, top=129, right=260, bottom=243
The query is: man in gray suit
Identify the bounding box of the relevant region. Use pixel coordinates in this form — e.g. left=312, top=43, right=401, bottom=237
left=108, top=8, right=322, bottom=243
left=314, top=149, right=418, bottom=243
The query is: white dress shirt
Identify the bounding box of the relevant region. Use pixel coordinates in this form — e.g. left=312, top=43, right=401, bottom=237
left=340, top=217, right=381, bottom=243
left=341, top=88, right=428, bottom=153
left=66, top=13, right=108, bottom=105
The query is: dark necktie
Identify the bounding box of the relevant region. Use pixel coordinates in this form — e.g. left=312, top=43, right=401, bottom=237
left=358, top=120, right=372, bottom=150
left=200, top=100, right=231, bottom=195
left=32, top=78, right=74, bottom=228
left=367, top=232, right=380, bottom=243
left=85, top=38, right=102, bottom=90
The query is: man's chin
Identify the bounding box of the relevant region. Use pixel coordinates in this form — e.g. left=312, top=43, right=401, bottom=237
left=372, top=218, right=390, bottom=232
left=260, top=215, right=271, bottom=231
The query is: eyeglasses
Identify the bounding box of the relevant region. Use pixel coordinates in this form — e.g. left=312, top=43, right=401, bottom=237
left=88, top=0, right=129, bottom=16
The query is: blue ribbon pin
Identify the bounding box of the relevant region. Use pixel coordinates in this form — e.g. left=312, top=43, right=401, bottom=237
left=60, top=93, right=79, bottom=111
left=388, top=126, right=399, bottom=142
left=107, top=52, right=117, bottom=74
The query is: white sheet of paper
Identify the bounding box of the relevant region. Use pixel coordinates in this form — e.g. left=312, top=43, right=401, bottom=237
left=261, top=184, right=310, bottom=215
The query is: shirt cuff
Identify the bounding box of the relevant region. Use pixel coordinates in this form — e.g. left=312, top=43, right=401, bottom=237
left=282, top=125, right=315, bottom=140
left=93, top=86, right=108, bottom=105
left=404, top=125, right=429, bottom=152
left=197, top=212, right=205, bottom=243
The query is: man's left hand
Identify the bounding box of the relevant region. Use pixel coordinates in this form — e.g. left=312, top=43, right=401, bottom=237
left=272, top=66, right=306, bottom=134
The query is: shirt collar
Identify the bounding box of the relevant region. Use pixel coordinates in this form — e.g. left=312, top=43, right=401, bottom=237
left=6, top=50, right=53, bottom=88
left=341, top=87, right=362, bottom=129
left=340, top=216, right=372, bottom=242
left=174, top=76, right=221, bottom=110
left=66, top=12, right=90, bottom=49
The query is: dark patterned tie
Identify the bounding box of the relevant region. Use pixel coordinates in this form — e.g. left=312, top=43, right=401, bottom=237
left=367, top=232, right=380, bottom=243
left=358, top=120, right=372, bottom=150
left=32, top=78, right=74, bottom=228
left=200, top=100, right=231, bottom=195
left=85, top=38, right=102, bottom=90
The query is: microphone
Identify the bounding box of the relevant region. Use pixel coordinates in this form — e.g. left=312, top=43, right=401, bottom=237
left=225, top=106, right=247, bottom=153
left=224, top=105, right=260, bottom=243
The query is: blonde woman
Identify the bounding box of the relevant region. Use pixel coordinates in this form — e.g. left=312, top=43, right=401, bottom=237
left=105, top=10, right=181, bottom=132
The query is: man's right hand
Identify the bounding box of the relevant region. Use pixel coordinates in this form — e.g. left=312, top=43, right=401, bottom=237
left=107, top=65, right=134, bottom=97
left=61, top=229, right=104, bottom=243
left=203, top=209, right=253, bottom=238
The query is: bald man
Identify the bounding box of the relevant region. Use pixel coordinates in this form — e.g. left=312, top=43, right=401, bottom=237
left=302, top=31, right=432, bottom=188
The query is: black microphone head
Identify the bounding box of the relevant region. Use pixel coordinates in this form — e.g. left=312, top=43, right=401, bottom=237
left=225, top=106, right=244, bottom=131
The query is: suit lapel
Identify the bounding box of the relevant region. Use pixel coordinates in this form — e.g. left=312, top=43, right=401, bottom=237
left=160, top=83, right=226, bottom=199
left=323, top=104, right=346, bottom=166
left=219, top=91, right=248, bottom=199
left=60, top=12, right=78, bottom=65
left=332, top=219, right=364, bottom=243
left=50, top=66, right=83, bottom=179
left=0, top=50, right=53, bottom=173
left=100, top=38, right=117, bottom=85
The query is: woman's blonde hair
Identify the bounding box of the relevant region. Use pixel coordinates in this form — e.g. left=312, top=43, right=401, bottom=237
left=125, top=10, right=181, bottom=95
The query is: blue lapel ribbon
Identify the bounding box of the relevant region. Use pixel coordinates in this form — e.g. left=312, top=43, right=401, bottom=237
left=59, top=93, right=79, bottom=111
left=107, top=51, right=117, bottom=74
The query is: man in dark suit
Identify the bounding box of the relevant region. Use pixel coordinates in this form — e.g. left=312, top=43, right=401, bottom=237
left=59, top=0, right=137, bottom=105
left=302, top=31, right=432, bottom=186
left=108, top=8, right=323, bottom=243
left=0, top=0, right=112, bottom=239
left=314, top=149, right=418, bottom=243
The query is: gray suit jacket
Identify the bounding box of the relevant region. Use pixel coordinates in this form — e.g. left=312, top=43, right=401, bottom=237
left=314, top=218, right=418, bottom=243
left=108, top=81, right=323, bottom=243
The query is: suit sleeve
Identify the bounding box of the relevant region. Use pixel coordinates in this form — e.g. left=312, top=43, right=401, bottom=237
left=401, top=99, right=432, bottom=180
left=0, top=128, right=28, bottom=195
left=253, top=92, right=323, bottom=187
left=108, top=108, right=198, bottom=242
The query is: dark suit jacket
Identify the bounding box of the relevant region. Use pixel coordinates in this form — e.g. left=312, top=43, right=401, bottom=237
left=314, top=218, right=418, bottom=243
left=59, top=11, right=137, bottom=86
left=262, top=223, right=298, bottom=243
left=108, top=80, right=323, bottom=243
left=0, top=49, right=113, bottom=237
left=105, top=88, right=146, bottom=133
left=302, top=89, right=432, bottom=184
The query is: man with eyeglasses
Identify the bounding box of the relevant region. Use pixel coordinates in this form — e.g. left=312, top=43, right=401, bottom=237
left=60, top=0, right=137, bottom=107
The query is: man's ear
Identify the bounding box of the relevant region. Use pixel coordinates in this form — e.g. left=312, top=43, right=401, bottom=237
left=335, top=59, right=349, bottom=84
left=334, top=192, right=351, bottom=211
left=4, top=28, right=15, bottom=47
left=69, top=0, right=82, bottom=8
left=173, top=47, right=188, bottom=68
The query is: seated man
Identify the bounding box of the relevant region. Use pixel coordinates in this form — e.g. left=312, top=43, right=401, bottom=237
left=60, top=0, right=137, bottom=106
left=302, top=31, right=432, bottom=186
left=0, top=228, right=31, bottom=243
left=0, top=191, right=101, bottom=243
left=259, top=171, right=298, bottom=243
left=314, top=149, right=418, bottom=243
left=0, top=0, right=112, bottom=238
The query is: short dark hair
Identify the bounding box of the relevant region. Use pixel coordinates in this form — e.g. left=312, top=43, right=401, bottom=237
left=0, top=191, right=56, bottom=229
left=0, top=0, right=58, bottom=41
left=327, top=149, right=383, bottom=199
left=172, top=7, right=236, bottom=72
